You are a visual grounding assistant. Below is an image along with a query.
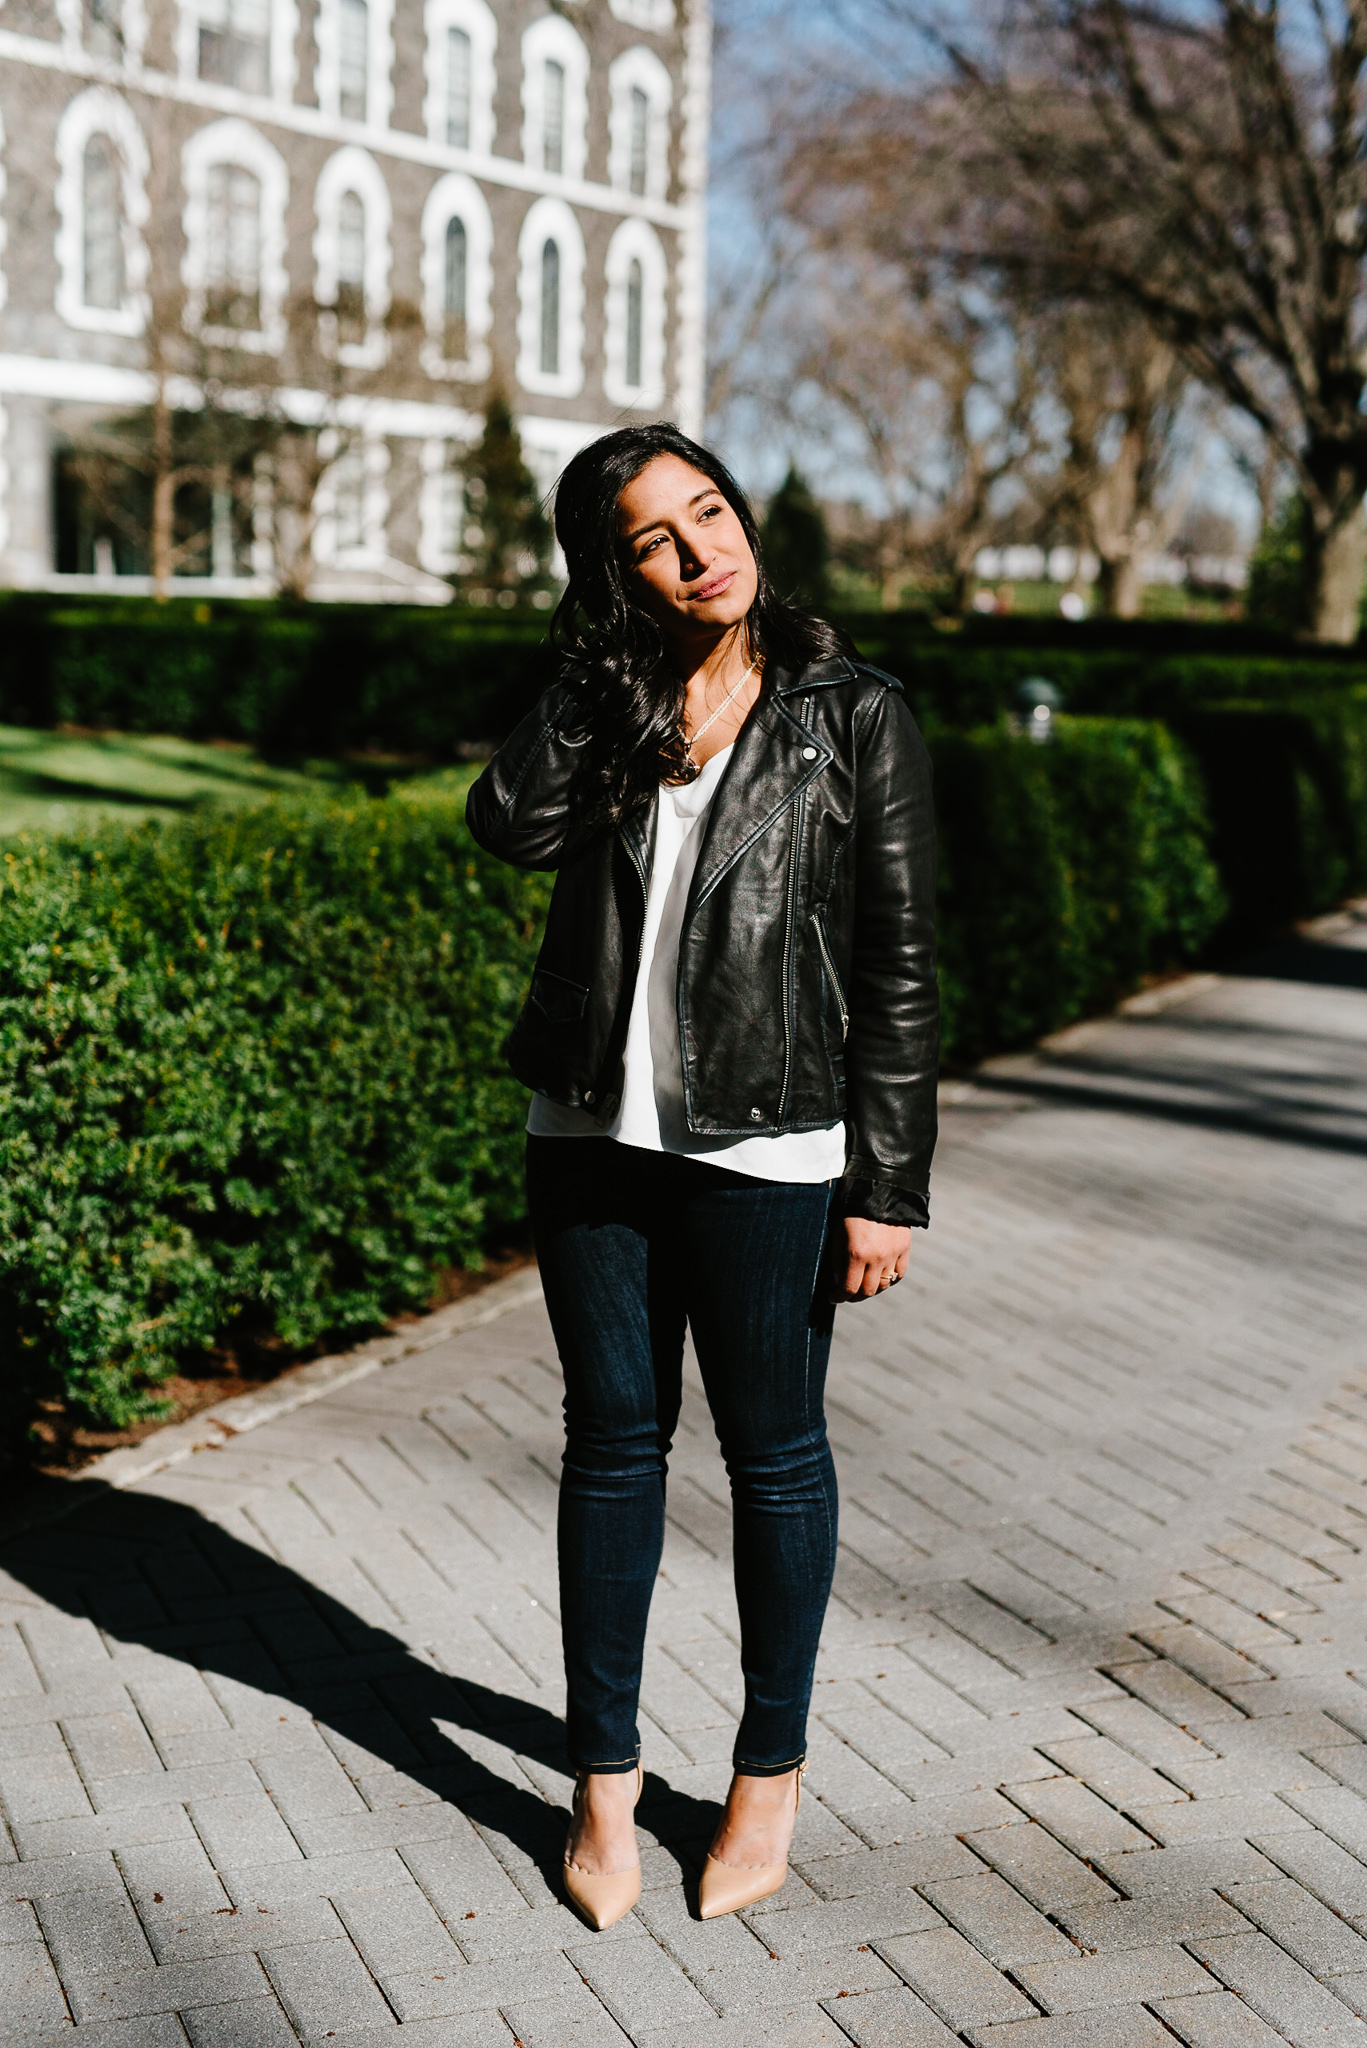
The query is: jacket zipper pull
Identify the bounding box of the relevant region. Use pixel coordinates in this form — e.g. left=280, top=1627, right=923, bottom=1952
left=812, top=913, right=849, bottom=1039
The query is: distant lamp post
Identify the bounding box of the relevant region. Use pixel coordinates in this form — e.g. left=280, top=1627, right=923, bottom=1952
left=1014, top=676, right=1061, bottom=742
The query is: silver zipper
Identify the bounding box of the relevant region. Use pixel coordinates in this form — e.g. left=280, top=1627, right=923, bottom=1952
left=811, top=912, right=849, bottom=1039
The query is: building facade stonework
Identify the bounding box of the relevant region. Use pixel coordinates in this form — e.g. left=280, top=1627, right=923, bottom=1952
left=0, top=0, right=709, bottom=597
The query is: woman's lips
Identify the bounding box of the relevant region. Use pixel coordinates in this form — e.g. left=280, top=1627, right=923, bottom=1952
left=689, top=570, right=735, bottom=601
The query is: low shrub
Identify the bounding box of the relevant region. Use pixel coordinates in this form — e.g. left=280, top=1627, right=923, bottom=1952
left=0, top=715, right=1224, bottom=1447
left=0, top=595, right=554, bottom=758
left=10, top=590, right=1367, bottom=759
left=1160, top=691, right=1367, bottom=938
left=0, top=788, right=549, bottom=1451
left=933, top=718, right=1225, bottom=1060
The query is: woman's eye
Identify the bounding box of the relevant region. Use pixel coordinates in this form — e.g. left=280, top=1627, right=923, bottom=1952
left=698, top=502, right=720, bottom=521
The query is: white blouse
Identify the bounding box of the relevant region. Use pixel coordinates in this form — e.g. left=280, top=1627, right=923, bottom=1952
left=527, top=745, right=846, bottom=1184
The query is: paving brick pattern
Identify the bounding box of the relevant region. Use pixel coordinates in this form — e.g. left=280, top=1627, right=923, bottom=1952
left=2, top=913, right=1366, bottom=2046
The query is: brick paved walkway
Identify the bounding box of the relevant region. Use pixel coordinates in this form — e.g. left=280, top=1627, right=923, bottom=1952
left=3, top=907, right=1366, bottom=2048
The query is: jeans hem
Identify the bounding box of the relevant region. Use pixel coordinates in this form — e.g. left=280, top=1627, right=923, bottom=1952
left=568, top=1752, right=641, bottom=1774
left=732, top=1752, right=806, bottom=1777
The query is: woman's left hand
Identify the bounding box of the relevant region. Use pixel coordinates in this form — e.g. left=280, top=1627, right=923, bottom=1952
left=832, top=1219, right=913, bottom=1302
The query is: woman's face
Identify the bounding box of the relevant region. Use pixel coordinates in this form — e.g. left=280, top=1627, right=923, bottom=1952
left=615, top=454, right=759, bottom=645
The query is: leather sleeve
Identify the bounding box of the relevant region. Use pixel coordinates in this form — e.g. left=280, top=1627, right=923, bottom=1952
left=835, top=686, right=939, bottom=1228
left=464, top=682, right=598, bottom=872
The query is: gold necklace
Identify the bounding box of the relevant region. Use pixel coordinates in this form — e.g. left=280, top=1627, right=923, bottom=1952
left=683, top=662, right=756, bottom=766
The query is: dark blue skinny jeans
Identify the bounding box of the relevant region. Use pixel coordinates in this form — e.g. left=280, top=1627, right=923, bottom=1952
left=527, top=1135, right=839, bottom=1779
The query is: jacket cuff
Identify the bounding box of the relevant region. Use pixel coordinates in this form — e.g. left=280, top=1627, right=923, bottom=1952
left=835, top=1177, right=929, bottom=1230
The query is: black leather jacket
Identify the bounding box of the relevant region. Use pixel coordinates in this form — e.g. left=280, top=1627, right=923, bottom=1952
left=466, top=654, right=938, bottom=1227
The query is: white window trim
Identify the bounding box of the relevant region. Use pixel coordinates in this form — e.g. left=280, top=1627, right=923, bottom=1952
left=175, top=0, right=300, bottom=106
left=607, top=46, right=672, bottom=202
left=0, top=111, right=7, bottom=319
left=422, top=0, right=497, bottom=158
left=602, top=216, right=667, bottom=409
left=181, top=117, right=289, bottom=352
left=609, top=0, right=675, bottom=28
left=520, top=14, right=589, bottom=184
left=419, top=172, right=494, bottom=382
left=313, top=427, right=390, bottom=566
left=57, top=0, right=150, bottom=67
left=55, top=87, right=150, bottom=336
left=516, top=194, right=586, bottom=400
left=418, top=435, right=472, bottom=574
left=313, top=145, right=393, bottom=367
left=315, top=0, right=395, bottom=130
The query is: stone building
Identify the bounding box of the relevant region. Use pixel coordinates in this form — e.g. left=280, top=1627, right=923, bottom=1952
left=0, top=0, right=710, bottom=597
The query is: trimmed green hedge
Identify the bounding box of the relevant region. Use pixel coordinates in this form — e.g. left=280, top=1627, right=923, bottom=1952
left=933, top=718, right=1224, bottom=1059
left=4, top=594, right=1365, bottom=944
left=7, top=588, right=1366, bottom=752
left=0, top=716, right=1223, bottom=1447
left=0, top=594, right=554, bottom=758
left=0, top=788, right=549, bottom=1448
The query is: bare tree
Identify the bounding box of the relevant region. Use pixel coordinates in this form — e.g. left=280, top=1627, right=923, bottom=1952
left=818, top=0, right=1367, bottom=639
left=1044, top=304, right=1213, bottom=616
left=795, top=268, right=1056, bottom=611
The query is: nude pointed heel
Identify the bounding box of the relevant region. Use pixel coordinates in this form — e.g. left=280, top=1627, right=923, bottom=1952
left=562, top=1763, right=644, bottom=1931
left=697, top=1763, right=806, bottom=1920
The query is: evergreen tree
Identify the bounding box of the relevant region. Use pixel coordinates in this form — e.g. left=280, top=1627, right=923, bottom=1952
left=456, top=387, right=553, bottom=603
left=761, top=465, right=831, bottom=609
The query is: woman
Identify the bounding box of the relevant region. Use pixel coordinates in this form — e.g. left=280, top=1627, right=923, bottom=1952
left=466, top=424, right=937, bottom=1929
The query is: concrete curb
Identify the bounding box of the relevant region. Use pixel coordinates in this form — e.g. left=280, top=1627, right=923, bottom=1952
left=72, top=1266, right=546, bottom=1494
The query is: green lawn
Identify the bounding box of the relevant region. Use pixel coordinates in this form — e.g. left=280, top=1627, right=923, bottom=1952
left=0, top=731, right=490, bottom=836
left=0, top=727, right=332, bottom=836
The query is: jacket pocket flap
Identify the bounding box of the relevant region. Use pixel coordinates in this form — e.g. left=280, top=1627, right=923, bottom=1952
left=529, top=969, right=589, bottom=1023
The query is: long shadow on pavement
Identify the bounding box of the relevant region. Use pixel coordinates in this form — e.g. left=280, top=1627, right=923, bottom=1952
left=971, top=930, right=1367, bottom=1157
left=971, top=1059, right=1367, bottom=1158
left=1228, top=933, right=1367, bottom=992
left=0, top=1483, right=715, bottom=1888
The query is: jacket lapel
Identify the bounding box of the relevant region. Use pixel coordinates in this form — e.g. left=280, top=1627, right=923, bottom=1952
left=688, top=681, right=833, bottom=913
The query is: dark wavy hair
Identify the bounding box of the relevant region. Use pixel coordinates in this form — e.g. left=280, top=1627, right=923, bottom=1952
left=549, top=424, right=852, bottom=827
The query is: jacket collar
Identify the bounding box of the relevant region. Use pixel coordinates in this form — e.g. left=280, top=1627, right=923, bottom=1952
left=687, top=682, right=834, bottom=912
left=770, top=654, right=858, bottom=697
left=617, top=655, right=852, bottom=904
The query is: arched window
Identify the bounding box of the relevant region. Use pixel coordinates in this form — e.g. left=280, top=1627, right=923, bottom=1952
left=443, top=215, right=467, bottom=357
left=542, top=59, right=565, bottom=173
left=336, top=189, right=366, bottom=342
left=628, top=87, right=649, bottom=197
left=540, top=237, right=560, bottom=375
left=517, top=194, right=584, bottom=396
left=521, top=15, right=589, bottom=182
left=603, top=217, right=665, bottom=407
left=625, top=257, right=643, bottom=390
left=339, top=0, right=369, bottom=120
left=608, top=49, right=671, bottom=200
left=197, top=0, right=270, bottom=93
left=445, top=26, right=471, bottom=146
left=204, top=161, right=261, bottom=329
left=314, top=146, right=391, bottom=365
left=423, top=1, right=497, bottom=156
left=421, top=173, right=493, bottom=377
left=58, top=89, right=150, bottom=336
left=82, top=136, right=123, bottom=311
